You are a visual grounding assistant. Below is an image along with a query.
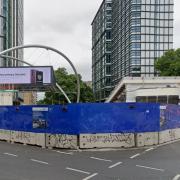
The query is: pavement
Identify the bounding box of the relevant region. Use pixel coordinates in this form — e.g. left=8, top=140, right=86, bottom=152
left=0, top=140, right=180, bottom=180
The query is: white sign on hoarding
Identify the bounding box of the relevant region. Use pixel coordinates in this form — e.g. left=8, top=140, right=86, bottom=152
left=0, top=66, right=53, bottom=85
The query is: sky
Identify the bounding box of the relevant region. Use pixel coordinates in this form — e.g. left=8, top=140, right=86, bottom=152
left=25, top=0, right=180, bottom=81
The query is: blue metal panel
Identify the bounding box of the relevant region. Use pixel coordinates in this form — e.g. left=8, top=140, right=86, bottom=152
left=47, top=105, right=80, bottom=135
left=161, top=105, right=180, bottom=130
left=79, top=103, right=160, bottom=133
left=0, top=103, right=161, bottom=134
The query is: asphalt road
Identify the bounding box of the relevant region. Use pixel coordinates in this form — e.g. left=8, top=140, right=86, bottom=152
left=0, top=140, right=180, bottom=180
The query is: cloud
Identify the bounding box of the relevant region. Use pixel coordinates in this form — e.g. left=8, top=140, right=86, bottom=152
left=24, top=0, right=102, bottom=81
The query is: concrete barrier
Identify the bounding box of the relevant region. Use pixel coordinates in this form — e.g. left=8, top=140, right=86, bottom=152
left=10, top=131, right=24, bottom=144
left=173, top=128, right=180, bottom=140
left=46, top=134, right=78, bottom=149
left=10, top=131, right=45, bottom=148
left=34, top=133, right=46, bottom=148
left=0, top=129, right=11, bottom=142
left=159, top=128, right=180, bottom=144
left=1, top=129, right=180, bottom=149
left=159, top=129, right=175, bottom=144
left=136, top=132, right=159, bottom=147
left=79, top=133, right=135, bottom=149
left=21, top=132, right=36, bottom=145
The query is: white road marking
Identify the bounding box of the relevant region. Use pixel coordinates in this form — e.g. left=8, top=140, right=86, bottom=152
left=31, top=159, right=49, bottom=165
left=4, top=152, right=18, bottom=157
left=90, top=156, right=112, bottom=162
left=54, top=150, right=73, bottom=155
left=145, top=148, right=154, bottom=152
left=82, top=173, right=98, bottom=180
left=66, top=167, right=90, bottom=175
left=108, top=162, right=122, bottom=169
left=173, top=174, right=180, bottom=180
left=130, top=153, right=140, bottom=159
left=136, top=165, right=165, bottom=172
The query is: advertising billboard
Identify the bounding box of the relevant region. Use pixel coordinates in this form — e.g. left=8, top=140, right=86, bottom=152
left=0, top=66, right=54, bottom=85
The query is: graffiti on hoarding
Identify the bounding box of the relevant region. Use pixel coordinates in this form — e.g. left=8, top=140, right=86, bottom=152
left=47, top=134, right=77, bottom=149
left=82, top=133, right=134, bottom=145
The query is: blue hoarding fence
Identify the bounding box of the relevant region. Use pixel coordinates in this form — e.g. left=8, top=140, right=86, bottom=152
left=160, top=104, right=180, bottom=130
left=0, top=103, right=161, bottom=135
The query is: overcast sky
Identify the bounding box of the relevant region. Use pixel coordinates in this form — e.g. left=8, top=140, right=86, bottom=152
left=25, top=0, right=180, bottom=81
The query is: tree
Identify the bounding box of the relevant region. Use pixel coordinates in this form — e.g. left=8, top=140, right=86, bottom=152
left=38, top=67, right=95, bottom=104
left=155, top=49, right=180, bottom=76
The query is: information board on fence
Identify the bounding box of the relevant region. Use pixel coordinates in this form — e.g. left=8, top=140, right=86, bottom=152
left=32, top=107, right=49, bottom=129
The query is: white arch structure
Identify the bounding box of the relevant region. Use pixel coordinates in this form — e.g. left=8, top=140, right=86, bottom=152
left=0, top=45, right=80, bottom=103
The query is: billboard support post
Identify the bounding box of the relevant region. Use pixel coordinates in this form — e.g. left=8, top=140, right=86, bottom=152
left=0, top=45, right=80, bottom=103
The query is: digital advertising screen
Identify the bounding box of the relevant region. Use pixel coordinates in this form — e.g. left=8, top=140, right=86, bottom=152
left=0, top=66, right=54, bottom=85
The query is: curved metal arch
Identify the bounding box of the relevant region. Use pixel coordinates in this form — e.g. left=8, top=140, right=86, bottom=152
left=0, top=55, right=71, bottom=104
left=0, top=45, right=80, bottom=103
left=0, top=55, right=33, bottom=66
left=55, top=82, right=71, bottom=103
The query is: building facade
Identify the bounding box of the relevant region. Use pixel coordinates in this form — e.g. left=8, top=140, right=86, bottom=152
left=0, top=0, right=24, bottom=67
left=0, top=0, right=28, bottom=104
left=22, top=92, right=37, bottom=105
left=92, top=0, right=112, bottom=101
left=92, top=0, right=174, bottom=101
left=106, top=77, right=180, bottom=105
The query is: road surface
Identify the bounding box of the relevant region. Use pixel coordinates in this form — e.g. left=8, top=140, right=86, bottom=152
left=0, top=140, right=180, bottom=180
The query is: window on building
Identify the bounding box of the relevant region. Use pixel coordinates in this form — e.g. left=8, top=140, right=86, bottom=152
left=106, top=31, right=111, bottom=39
left=131, top=34, right=141, bottom=41
left=106, top=3, right=111, bottom=7
left=136, top=96, right=147, bottom=102
left=132, top=5, right=141, bottom=11
left=157, top=96, right=168, bottom=104
left=132, top=12, right=141, bottom=17
left=131, top=51, right=141, bottom=57
left=131, top=66, right=141, bottom=72
left=106, top=22, right=111, bottom=28
left=168, top=96, right=179, bottom=105
left=106, top=42, right=111, bottom=51
left=106, top=66, right=111, bottom=75
left=131, top=43, right=141, bottom=49
left=106, top=54, right=111, bottom=63
left=131, top=26, right=141, bottom=32
left=105, top=77, right=111, bottom=86
left=147, top=96, right=157, bottom=103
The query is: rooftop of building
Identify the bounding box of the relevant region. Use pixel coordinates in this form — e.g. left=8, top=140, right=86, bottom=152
left=106, top=76, right=180, bottom=102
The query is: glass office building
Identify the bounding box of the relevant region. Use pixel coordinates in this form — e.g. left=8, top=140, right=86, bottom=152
left=92, top=0, right=174, bottom=101
left=92, top=0, right=112, bottom=101
left=0, top=0, right=24, bottom=67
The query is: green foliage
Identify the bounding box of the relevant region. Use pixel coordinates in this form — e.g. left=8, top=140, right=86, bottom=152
left=155, top=49, right=180, bottom=76
left=38, top=67, right=95, bottom=104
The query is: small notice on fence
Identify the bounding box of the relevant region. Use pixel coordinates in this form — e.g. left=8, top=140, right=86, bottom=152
left=32, top=107, right=48, bottom=112
left=32, top=107, right=48, bottom=129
